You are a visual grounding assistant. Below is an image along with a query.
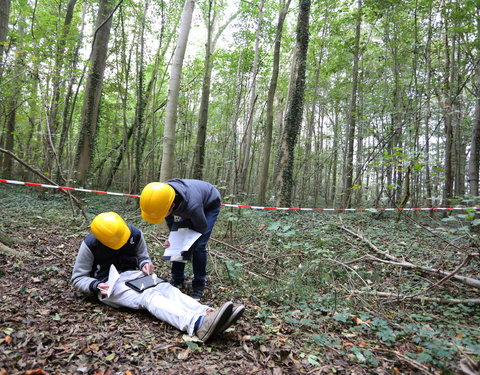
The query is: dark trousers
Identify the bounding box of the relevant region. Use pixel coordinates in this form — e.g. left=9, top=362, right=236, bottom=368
left=171, top=204, right=220, bottom=291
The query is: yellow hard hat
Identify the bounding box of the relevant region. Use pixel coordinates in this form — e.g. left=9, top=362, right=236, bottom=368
left=140, top=182, right=175, bottom=224
left=90, top=212, right=131, bottom=250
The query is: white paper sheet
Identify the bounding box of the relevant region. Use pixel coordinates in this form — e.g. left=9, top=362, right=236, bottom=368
left=163, top=228, right=202, bottom=262
left=106, top=264, right=120, bottom=297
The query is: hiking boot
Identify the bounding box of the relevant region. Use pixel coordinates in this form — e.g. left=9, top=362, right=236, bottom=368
left=218, top=305, right=245, bottom=333
left=196, top=302, right=233, bottom=342
left=190, top=287, right=204, bottom=301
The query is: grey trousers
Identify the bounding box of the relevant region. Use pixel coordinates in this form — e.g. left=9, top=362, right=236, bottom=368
left=98, top=270, right=209, bottom=335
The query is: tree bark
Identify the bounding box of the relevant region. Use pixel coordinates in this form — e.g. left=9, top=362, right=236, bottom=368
left=442, top=17, right=454, bottom=204
left=341, top=0, right=362, bottom=208
left=133, top=0, right=148, bottom=194
left=276, top=0, right=311, bottom=207
left=238, top=0, right=264, bottom=193
left=468, top=7, right=480, bottom=196
left=1, top=12, right=23, bottom=179
left=192, top=3, right=237, bottom=180
left=45, top=0, right=77, bottom=176
left=159, top=0, right=195, bottom=182
left=257, top=0, right=291, bottom=205
left=0, top=0, right=10, bottom=75
left=73, top=0, right=115, bottom=185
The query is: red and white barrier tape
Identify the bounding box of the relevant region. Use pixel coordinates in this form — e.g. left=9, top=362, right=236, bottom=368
left=0, top=179, right=139, bottom=198
left=1, top=178, right=479, bottom=212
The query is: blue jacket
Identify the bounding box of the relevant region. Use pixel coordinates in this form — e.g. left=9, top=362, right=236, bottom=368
left=165, top=179, right=221, bottom=234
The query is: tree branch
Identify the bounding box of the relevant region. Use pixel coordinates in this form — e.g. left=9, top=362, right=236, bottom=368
left=340, top=225, right=480, bottom=289
left=350, top=290, right=480, bottom=304
left=0, top=148, right=87, bottom=220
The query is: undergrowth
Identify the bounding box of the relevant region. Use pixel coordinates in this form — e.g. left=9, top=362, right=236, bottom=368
left=1, top=184, right=479, bottom=372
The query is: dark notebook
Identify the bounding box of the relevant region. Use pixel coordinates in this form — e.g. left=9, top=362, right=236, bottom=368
left=125, top=274, right=167, bottom=292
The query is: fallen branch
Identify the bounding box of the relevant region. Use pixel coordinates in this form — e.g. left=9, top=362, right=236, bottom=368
left=340, top=226, right=480, bottom=289
left=375, top=348, right=435, bottom=374
left=210, top=237, right=266, bottom=261
left=350, top=290, right=480, bottom=304
left=404, top=252, right=477, bottom=299
left=0, top=242, right=32, bottom=257
left=0, top=148, right=87, bottom=220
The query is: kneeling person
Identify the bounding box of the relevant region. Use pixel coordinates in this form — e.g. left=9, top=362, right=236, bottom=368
left=71, top=212, right=244, bottom=342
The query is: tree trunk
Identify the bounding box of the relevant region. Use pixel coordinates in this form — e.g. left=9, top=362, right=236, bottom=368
left=238, top=0, right=264, bottom=193
left=160, top=0, right=195, bottom=181
left=1, top=13, right=24, bottom=178
left=73, top=0, right=115, bottom=185
left=46, top=0, right=77, bottom=176
left=330, top=108, right=339, bottom=205
left=192, top=0, right=214, bottom=180
left=442, top=16, right=454, bottom=204
left=341, top=0, right=362, bottom=208
left=424, top=5, right=433, bottom=207
left=57, top=1, right=87, bottom=180
left=0, top=0, right=10, bottom=75
left=0, top=0, right=11, bottom=172
left=468, top=7, right=480, bottom=196
left=133, top=0, right=148, bottom=193
left=192, top=3, right=237, bottom=180
left=276, top=0, right=311, bottom=207
left=257, top=0, right=291, bottom=205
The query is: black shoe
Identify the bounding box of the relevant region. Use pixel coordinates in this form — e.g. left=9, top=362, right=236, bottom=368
left=170, top=280, right=184, bottom=289
left=218, top=305, right=245, bottom=333
left=190, top=288, right=204, bottom=301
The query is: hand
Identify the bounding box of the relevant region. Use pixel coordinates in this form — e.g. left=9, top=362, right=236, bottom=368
left=142, top=263, right=154, bottom=275
left=163, top=240, right=170, bottom=248
left=97, top=283, right=110, bottom=295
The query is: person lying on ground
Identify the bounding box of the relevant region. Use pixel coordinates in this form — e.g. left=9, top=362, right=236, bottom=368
left=71, top=212, right=244, bottom=342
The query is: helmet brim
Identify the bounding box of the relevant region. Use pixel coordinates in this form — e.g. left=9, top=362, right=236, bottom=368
left=141, top=210, right=166, bottom=224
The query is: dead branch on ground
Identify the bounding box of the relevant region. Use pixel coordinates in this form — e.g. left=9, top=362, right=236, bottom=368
left=340, top=226, right=480, bottom=289
left=0, top=242, right=33, bottom=257
left=0, top=148, right=87, bottom=221
left=350, top=290, right=480, bottom=304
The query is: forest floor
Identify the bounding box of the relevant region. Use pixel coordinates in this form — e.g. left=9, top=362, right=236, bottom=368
left=1, top=184, right=480, bottom=375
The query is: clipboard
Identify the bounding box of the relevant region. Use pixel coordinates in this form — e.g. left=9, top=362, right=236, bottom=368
left=125, top=274, right=166, bottom=292
left=163, top=227, right=201, bottom=262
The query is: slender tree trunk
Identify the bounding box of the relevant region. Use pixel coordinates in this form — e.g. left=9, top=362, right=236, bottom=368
left=258, top=0, right=291, bottom=205
left=132, top=0, right=148, bottom=193
left=0, top=0, right=10, bottom=75
left=468, top=6, right=480, bottom=196
left=192, top=4, right=237, bottom=180
left=354, top=69, right=364, bottom=206
left=424, top=5, right=433, bottom=206
left=57, top=1, right=87, bottom=180
left=341, top=0, right=362, bottom=208
left=46, top=0, right=77, bottom=176
left=160, top=0, right=195, bottom=181
left=330, top=108, right=339, bottom=205
left=238, top=0, right=264, bottom=193
left=0, top=0, right=11, bottom=172
left=231, top=52, right=248, bottom=196
left=276, top=0, right=311, bottom=207
left=73, top=0, right=115, bottom=185
left=442, top=19, right=454, bottom=204
left=1, top=14, right=23, bottom=178
left=192, top=0, right=214, bottom=180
